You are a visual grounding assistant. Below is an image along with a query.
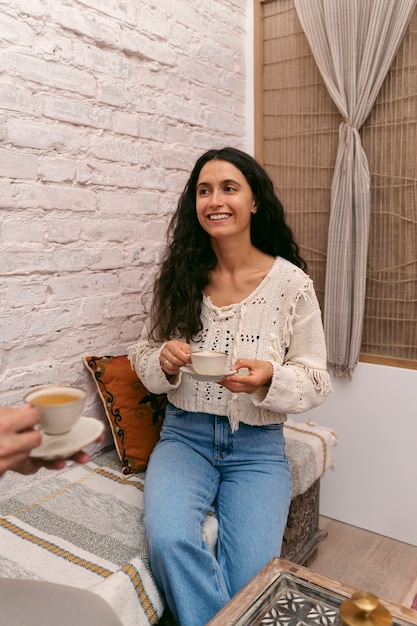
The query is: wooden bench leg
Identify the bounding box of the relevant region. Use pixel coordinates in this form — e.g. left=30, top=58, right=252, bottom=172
left=281, top=479, right=327, bottom=566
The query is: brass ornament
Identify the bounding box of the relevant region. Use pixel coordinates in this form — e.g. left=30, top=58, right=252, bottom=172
left=340, top=591, right=392, bottom=626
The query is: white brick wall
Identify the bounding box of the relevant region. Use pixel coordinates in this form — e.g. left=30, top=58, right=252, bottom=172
left=0, top=0, right=248, bottom=408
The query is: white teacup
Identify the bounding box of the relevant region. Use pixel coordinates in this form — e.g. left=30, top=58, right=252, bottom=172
left=24, top=385, right=87, bottom=435
left=191, top=350, right=227, bottom=376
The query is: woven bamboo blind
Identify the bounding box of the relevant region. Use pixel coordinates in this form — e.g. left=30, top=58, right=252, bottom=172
left=258, top=0, right=417, bottom=365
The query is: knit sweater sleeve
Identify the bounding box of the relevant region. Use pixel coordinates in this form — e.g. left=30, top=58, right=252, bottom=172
left=251, top=281, right=332, bottom=414
left=128, top=321, right=182, bottom=395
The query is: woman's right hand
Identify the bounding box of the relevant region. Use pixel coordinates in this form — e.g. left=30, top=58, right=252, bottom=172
left=160, top=340, right=191, bottom=376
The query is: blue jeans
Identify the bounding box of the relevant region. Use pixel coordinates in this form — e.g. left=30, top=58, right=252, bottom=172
left=144, top=403, right=291, bottom=626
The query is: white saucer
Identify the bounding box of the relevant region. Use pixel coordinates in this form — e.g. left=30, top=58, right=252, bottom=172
left=180, top=364, right=237, bottom=383
left=30, top=416, right=104, bottom=460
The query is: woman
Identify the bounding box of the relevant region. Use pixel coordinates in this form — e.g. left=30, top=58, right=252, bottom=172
left=129, top=147, right=331, bottom=625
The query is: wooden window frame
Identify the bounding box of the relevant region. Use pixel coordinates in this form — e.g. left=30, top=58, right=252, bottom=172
left=253, top=0, right=417, bottom=372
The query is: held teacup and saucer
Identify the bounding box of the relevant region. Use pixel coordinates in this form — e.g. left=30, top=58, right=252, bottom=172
left=180, top=350, right=237, bottom=382
left=25, top=385, right=104, bottom=460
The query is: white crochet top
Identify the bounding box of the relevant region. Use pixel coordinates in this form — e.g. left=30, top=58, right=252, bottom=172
left=129, top=257, right=332, bottom=431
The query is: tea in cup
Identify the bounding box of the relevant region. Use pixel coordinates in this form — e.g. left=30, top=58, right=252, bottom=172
left=190, top=350, right=227, bottom=376
left=24, top=385, right=87, bottom=435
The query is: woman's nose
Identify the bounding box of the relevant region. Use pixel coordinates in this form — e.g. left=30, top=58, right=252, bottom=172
left=210, top=189, right=222, bottom=207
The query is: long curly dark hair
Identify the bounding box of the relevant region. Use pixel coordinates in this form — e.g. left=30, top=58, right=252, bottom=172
left=148, top=147, right=306, bottom=342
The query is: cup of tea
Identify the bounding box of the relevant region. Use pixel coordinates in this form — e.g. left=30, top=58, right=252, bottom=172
left=24, top=385, right=87, bottom=435
left=190, top=350, right=227, bottom=376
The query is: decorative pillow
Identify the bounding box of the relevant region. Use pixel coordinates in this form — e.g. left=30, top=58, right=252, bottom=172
left=83, top=355, right=167, bottom=475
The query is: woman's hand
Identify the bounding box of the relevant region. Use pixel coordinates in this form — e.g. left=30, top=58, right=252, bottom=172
left=0, top=405, right=42, bottom=476
left=13, top=435, right=105, bottom=475
left=220, top=358, right=273, bottom=394
left=160, top=340, right=191, bottom=376
left=0, top=405, right=104, bottom=477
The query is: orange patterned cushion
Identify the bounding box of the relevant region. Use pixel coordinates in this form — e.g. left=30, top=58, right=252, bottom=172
left=83, top=355, right=167, bottom=474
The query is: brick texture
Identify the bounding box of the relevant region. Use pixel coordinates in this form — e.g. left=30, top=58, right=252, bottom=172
left=0, top=0, right=247, bottom=407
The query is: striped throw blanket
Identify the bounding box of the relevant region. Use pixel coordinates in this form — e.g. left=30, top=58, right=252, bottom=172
left=0, top=420, right=336, bottom=625
left=0, top=449, right=165, bottom=625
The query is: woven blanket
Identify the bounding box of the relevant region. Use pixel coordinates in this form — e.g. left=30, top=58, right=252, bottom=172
left=0, top=448, right=217, bottom=626
left=284, top=418, right=337, bottom=498
left=0, top=421, right=336, bottom=625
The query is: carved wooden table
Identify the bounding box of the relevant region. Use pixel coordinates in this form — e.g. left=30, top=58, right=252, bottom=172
left=207, top=558, right=417, bottom=626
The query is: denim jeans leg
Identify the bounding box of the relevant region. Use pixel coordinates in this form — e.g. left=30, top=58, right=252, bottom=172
left=144, top=406, right=291, bottom=626
left=144, top=407, right=230, bottom=626
left=214, top=421, right=291, bottom=596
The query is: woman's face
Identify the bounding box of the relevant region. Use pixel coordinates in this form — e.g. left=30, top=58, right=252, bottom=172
left=195, top=159, right=256, bottom=242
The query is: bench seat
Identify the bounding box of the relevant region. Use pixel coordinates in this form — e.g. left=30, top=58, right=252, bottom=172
left=0, top=419, right=336, bottom=626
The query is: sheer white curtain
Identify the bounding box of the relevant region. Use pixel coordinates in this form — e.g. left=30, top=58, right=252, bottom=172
left=294, top=0, right=417, bottom=378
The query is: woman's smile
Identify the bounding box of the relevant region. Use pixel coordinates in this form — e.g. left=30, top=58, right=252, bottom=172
left=208, top=212, right=232, bottom=221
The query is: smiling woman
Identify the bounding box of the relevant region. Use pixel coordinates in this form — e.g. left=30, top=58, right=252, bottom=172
left=196, top=158, right=271, bottom=306
left=147, top=147, right=308, bottom=342
left=195, top=160, right=257, bottom=238
left=127, top=146, right=332, bottom=626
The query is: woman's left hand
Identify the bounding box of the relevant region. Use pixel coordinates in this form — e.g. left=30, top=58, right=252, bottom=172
left=220, top=359, right=273, bottom=394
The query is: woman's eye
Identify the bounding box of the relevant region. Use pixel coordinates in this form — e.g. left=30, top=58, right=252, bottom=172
left=224, top=185, right=236, bottom=193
